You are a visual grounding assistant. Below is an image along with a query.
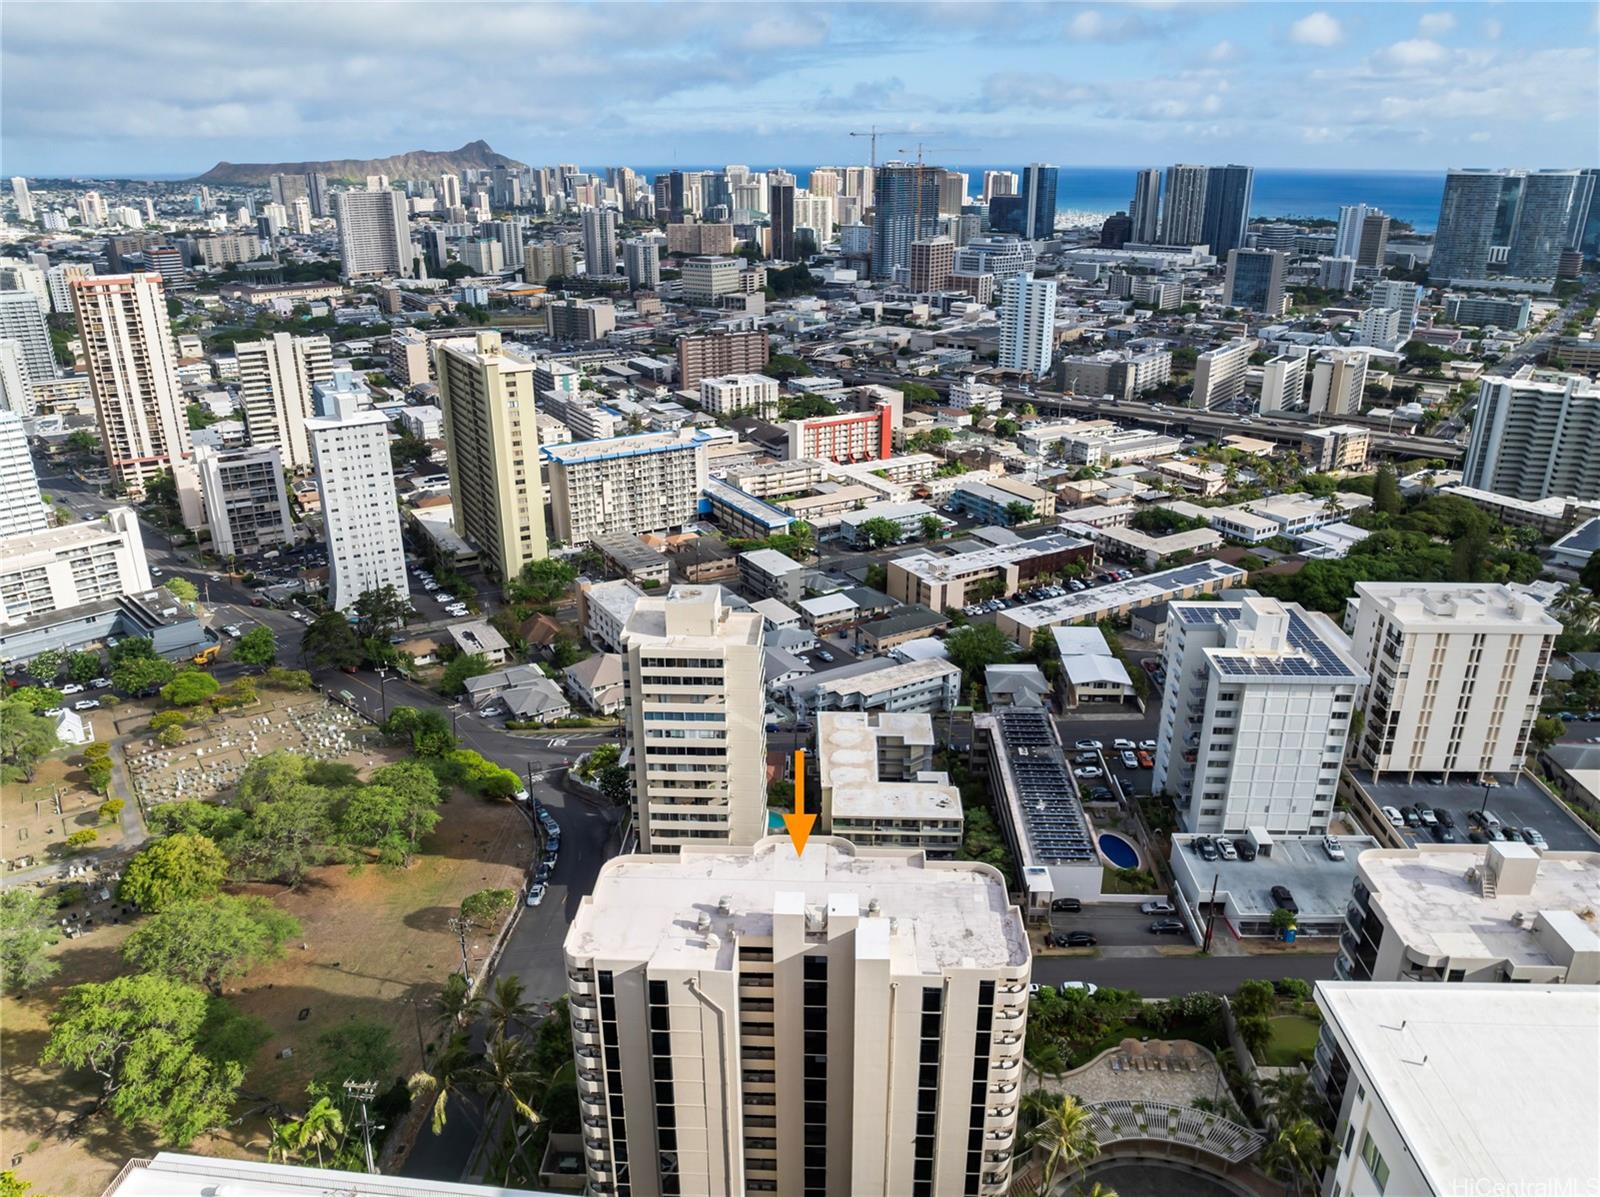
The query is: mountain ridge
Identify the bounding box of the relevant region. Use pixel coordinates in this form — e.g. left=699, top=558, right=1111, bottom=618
left=193, top=140, right=526, bottom=185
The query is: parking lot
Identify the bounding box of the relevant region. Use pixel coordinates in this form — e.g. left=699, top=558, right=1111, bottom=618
left=1049, top=902, right=1170, bottom=947
left=1356, top=773, right=1599, bottom=853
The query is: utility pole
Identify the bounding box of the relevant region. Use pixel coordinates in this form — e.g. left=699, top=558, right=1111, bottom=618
left=343, top=1079, right=382, bottom=1174
left=447, top=916, right=472, bottom=978
left=1201, top=871, right=1219, bottom=953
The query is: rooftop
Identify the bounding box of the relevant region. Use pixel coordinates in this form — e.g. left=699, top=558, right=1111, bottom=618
left=540, top=427, right=707, bottom=465
left=1354, top=581, right=1564, bottom=632
left=1170, top=833, right=1377, bottom=921
left=888, top=532, right=1090, bottom=583
left=1358, top=846, right=1600, bottom=969
left=104, top=1152, right=562, bottom=1197
left=740, top=547, right=807, bottom=576
left=973, top=707, right=1096, bottom=867
left=1002, top=560, right=1249, bottom=632
left=566, top=839, right=1027, bottom=973
left=1316, top=982, right=1600, bottom=1195
left=1175, top=598, right=1367, bottom=683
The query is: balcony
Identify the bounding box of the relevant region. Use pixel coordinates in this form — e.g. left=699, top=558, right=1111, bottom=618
left=990, top=1081, right=1017, bottom=1095
left=570, top=991, right=597, bottom=1011
left=992, top=1057, right=1020, bottom=1073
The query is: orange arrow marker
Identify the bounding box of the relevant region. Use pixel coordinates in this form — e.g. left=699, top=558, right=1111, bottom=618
left=782, top=748, right=817, bottom=856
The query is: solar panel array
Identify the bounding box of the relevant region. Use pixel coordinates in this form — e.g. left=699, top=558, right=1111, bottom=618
left=997, top=709, right=1096, bottom=865
left=1210, top=610, right=1361, bottom=680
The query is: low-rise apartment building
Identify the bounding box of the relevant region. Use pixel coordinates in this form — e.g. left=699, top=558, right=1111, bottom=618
left=699, top=372, right=779, bottom=418
left=997, top=560, right=1248, bottom=642
left=789, top=656, right=962, bottom=716
left=816, top=711, right=963, bottom=857
left=886, top=533, right=1092, bottom=612
left=739, top=548, right=808, bottom=603
left=1300, top=424, right=1371, bottom=472
left=577, top=577, right=646, bottom=652
left=950, top=477, right=1057, bottom=524
left=0, top=508, right=153, bottom=621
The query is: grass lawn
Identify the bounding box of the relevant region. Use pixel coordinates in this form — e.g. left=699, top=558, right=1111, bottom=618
left=1261, top=1015, right=1321, bottom=1067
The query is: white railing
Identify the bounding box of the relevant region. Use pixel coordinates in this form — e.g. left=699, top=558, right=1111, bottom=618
left=1084, top=1099, right=1265, bottom=1164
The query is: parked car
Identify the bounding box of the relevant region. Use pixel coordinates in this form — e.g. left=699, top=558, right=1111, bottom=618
left=1211, top=836, right=1235, bottom=861
left=1233, top=837, right=1257, bottom=861
left=1136, top=751, right=1154, bottom=769
left=525, top=884, right=546, bottom=907
left=1073, top=751, right=1099, bottom=765
left=1431, top=824, right=1457, bottom=842
left=1140, top=899, right=1176, bottom=915
left=1074, top=739, right=1104, bottom=751
left=1322, top=836, right=1345, bottom=861
left=1112, top=738, right=1136, bottom=750
left=1195, top=837, right=1218, bottom=862
left=1149, top=919, right=1187, bottom=935
left=1051, top=897, right=1082, bottom=913
left=61, top=683, right=84, bottom=696
left=1416, top=805, right=1439, bottom=827
left=816, top=650, right=834, bottom=663
left=1073, top=766, right=1103, bottom=780
left=1059, top=932, right=1098, bottom=948
left=1059, top=980, right=1099, bottom=995
left=1138, top=739, right=1157, bottom=751
left=1120, top=750, right=1139, bottom=769
left=1381, top=805, right=1405, bottom=827
left=1500, top=826, right=1521, bottom=841
left=1401, top=807, right=1421, bottom=828
left=1432, top=807, right=1455, bottom=829
left=1522, top=827, right=1548, bottom=849
left=73, top=699, right=100, bottom=711
left=1270, top=885, right=1298, bottom=914
left=90, top=677, right=111, bottom=689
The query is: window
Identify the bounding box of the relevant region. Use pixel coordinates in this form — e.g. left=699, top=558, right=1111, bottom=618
left=1359, top=1132, right=1390, bottom=1193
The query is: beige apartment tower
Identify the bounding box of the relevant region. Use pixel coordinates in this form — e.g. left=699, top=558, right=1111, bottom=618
left=1348, top=582, right=1560, bottom=781
left=563, top=838, right=1031, bottom=1197
left=621, top=586, right=768, bottom=854
left=235, top=332, right=333, bottom=472
left=434, top=331, right=548, bottom=582
left=72, top=272, right=192, bottom=500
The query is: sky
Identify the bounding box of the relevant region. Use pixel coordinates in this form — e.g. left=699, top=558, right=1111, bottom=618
left=2, top=1, right=1597, bottom=177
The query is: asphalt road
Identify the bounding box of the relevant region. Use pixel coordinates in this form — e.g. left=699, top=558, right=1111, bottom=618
left=1031, top=951, right=1336, bottom=997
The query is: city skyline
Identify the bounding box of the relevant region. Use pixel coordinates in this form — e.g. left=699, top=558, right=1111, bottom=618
left=2, top=2, right=1596, bottom=176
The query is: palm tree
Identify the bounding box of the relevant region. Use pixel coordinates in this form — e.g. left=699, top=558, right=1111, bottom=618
left=409, top=1032, right=482, bottom=1135
left=264, top=1119, right=301, bottom=1164
left=479, top=1032, right=546, bottom=1185
left=482, top=975, right=535, bottom=1041
left=1555, top=584, right=1600, bottom=634
left=1026, top=1093, right=1101, bottom=1193
left=434, top=972, right=481, bottom=1032
left=1073, top=1184, right=1120, bottom=1197
left=1261, top=1116, right=1325, bottom=1197
left=293, top=1095, right=347, bottom=1168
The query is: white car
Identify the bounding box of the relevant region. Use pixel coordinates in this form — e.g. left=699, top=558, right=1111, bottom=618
left=525, top=884, right=547, bottom=907
left=1138, top=739, right=1157, bottom=751
left=1074, top=739, right=1105, bottom=751
left=73, top=699, right=100, bottom=711
left=90, top=677, right=111, bottom=689
left=422, top=582, right=439, bottom=592
left=1380, top=804, right=1405, bottom=827
left=1073, top=766, right=1103, bottom=780
left=61, top=684, right=85, bottom=696
left=1112, top=738, right=1136, bottom=750
left=1215, top=837, right=1238, bottom=861
left=1140, top=899, right=1176, bottom=915
left=223, top=625, right=243, bottom=638
left=43, top=707, right=65, bottom=716
left=436, top=592, right=456, bottom=604
left=1322, top=836, right=1346, bottom=861
left=1059, top=981, right=1099, bottom=997
left=208, top=573, right=222, bottom=582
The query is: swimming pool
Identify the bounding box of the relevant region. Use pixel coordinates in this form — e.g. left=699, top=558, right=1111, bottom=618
left=1099, top=832, right=1142, bottom=870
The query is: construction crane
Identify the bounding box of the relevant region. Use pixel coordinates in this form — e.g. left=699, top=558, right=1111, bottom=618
left=848, top=127, right=926, bottom=169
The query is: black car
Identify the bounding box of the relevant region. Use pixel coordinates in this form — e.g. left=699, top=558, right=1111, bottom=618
left=1432, top=823, right=1457, bottom=842
left=1061, top=930, right=1098, bottom=947
left=1270, top=885, right=1298, bottom=915
left=1149, top=919, right=1187, bottom=935
left=1432, top=807, right=1456, bottom=829
left=1196, top=838, right=1218, bottom=862
left=1401, top=807, right=1421, bottom=828
left=1232, top=837, right=1257, bottom=861
left=1501, top=826, right=1521, bottom=841
left=1087, top=787, right=1115, bottom=802
left=1051, top=897, right=1082, bottom=913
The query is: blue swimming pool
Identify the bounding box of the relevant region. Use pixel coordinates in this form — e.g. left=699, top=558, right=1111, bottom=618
left=1099, top=832, right=1141, bottom=870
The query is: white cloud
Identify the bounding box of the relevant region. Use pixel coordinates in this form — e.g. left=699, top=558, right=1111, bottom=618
left=1483, top=18, right=1503, bottom=40
left=1207, top=39, right=1240, bottom=63
left=1418, top=11, right=1457, bottom=37
left=1289, top=11, right=1343, bottom=46
left=1376, top=39, right=1449, bottom=70
left=1062, top=8, right=1155, bottom=43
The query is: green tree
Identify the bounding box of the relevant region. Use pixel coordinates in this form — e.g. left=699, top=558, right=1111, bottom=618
left=162, top=671, right=221, bottom=707
left=119, top=834, right=228, bottom=912
left=766, top=353, right=811, bottom=381
left=163, top=576, right=199, bottom=604
left=993, top=417, right=1020, bottom=438
left=1270, top=906, right=1298, bottom=938
left=1371, top=464, right=1402, bottom=516
left=919, top=514, right=944, bottom=542
left=1025, top=1093, right=1101, bottom=1194
left=408, top=1031, right=481, bottom=1135
left=8, top=686, right=63, bottom=714
left=460, top=888, right=516, bottom=926
left=112, top=655, right=177, bottom=695
left=381, top=706, right=456, bottom=756
left=855, top=516, right=905, bottom=548
left=64, top=828, right=99, bottom=852
left=301, top=612, right=361, bottom=670
left=123, top=895, right=301, bottom=987
left=233, top=625, right=278, bottom=670
left=1261, top=1116, right=1326, bottom=1197
left=505, top=558, right=578, bottom=607
left=339, top=771, right=443, bottom=867
left=943, top=622, right=1016, bottom=684
left=277, top=1094, right=346, bottom=1168
left=1579, top=551, right=1600, bottom=594
left=441, top=652, right=493, bottom=696
left=0, top=889, right=61, bottom=991
left=597, top=763, right=630, bottom=806
left=1004, top=500, right=1035, bottom=526
left=1531, top=715, right=1566, bottom=751
left=67, top=651, right=104, bottom=684
left=97, top=797, right=124, bottom=821
left=0, top=698, right=60, bottom=779
left=29, top=649, right=65, bottom=681
left=390, top=431, right=433, bottom=470
left=352, top=583, right=411, bottom=641
left=40, top=973, right=252, bottom=1146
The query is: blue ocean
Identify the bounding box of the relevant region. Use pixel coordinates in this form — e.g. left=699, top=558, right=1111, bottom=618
left=623, top=165, right=1447, bottom=232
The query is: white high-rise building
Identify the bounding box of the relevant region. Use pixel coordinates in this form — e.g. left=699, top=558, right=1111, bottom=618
left=72, top=273, right=191, bottom=500
left=1192, top=338, right=1253, bottom=410
left=235, top=332, right=333, bottom=472
left=45, top=262, right=93, bottom=314
left=1462, top=367, right=1600, bottom=502
left=0, top=340, right=32, bottom=416
left=0, top=507, right=151, bottom=621
left=0, top=258, right=50, bottom=310
left=1348, top=582, right=1559, bottom=782
left=1308, top=349, right=1369, bottom=416
left=543, top=428, right=710, bottom=544
left=438, top=173, right=462, bottom=209
left=1368, top=279, right=1422, bottom=338
left=581, top=207, right=617, bottom=276
left=0, top=288, right=54, bottom=387
left=982, top=169, right=1018, bottom=202
left=1353, top=306, right=1403, bottom=350
left=10, top=178, right=34, bottom=223
left=1333, top=203, right=1371, bottom=261
left=193, top=443, right=294, bottom=559
left=1153, top=596, right=1366, bottom=835
left=290, top=196, right=313, bottom=234
left=563, top=839, right=1031, bottom=1197
left=699, top=372, right=779, bottom=418
left=332, top=189, right=413, bottom=280
left=622, top=236, right=660, bottom=292
left=1259, top=353, right=1307, bottom=413
left=307, top=371, right=407, bottom=612
left=998, top=273, right=1056, bottom=377
left=1312, top=983, right=1598, bottom=1197
left=621, top=585, right=768, bottom=853
left=0, top=410, right=47, bottom=537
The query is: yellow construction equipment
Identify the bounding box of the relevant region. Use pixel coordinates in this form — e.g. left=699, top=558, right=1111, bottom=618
left=192, top=645, right=220, bottom=666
